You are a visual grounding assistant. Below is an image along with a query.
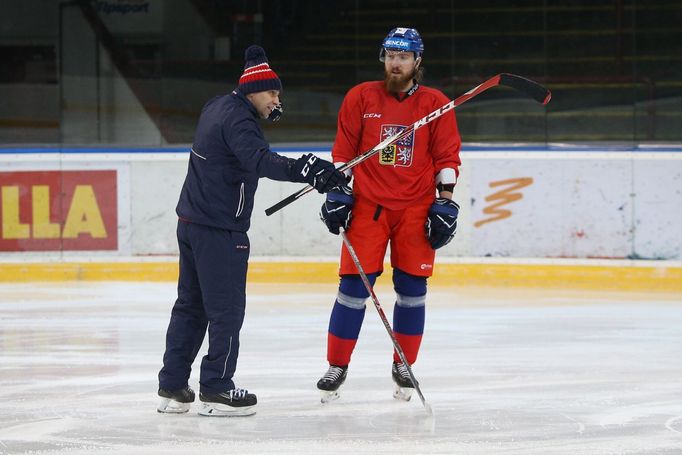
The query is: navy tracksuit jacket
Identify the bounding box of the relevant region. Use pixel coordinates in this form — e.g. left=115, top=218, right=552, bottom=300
left=159, top=90, right=304, bottom=394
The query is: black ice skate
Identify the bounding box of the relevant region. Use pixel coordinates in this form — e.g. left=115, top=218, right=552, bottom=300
left=198, top=388, right=257, bottom=417
left=157, top=385, right=195, bottom=413
left=317, top=365, right=348, bottom=403
left=392, top=362, right=417, bottom=401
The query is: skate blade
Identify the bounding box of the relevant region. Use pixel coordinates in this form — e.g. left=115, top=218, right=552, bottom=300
left=157, top=398, right=191, bottom=414
left=319, top=389, right=341, bottom=403
left=392, top=384, right=413, bottom=402
left=198, top=402, right=256, bottom=417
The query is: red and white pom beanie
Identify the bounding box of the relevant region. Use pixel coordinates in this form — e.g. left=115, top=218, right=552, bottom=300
left=238, top=45, right=282, bottom=95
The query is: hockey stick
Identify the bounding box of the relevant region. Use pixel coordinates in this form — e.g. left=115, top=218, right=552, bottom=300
left=340, top=231, right=433, bottom=415
left=265, top=73, right=551, bottom=216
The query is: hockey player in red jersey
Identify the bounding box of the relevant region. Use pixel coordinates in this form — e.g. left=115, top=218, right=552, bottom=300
left=317, top=27, right=462, bottom=402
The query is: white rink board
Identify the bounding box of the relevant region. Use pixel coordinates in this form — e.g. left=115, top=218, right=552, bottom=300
left=633, top=160, right=682, bottom=259
left=469, top=157, right=634, bottom=258
left=1, top=147, right=681, bottom=259
left=255, top=150, right=682, bottom=259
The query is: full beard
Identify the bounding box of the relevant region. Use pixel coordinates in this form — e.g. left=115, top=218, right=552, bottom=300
left=384, top=67, right=416, bottom=92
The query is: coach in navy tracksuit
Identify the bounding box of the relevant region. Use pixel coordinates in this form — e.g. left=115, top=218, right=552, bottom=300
left=157, top=45, right=345, bottom=417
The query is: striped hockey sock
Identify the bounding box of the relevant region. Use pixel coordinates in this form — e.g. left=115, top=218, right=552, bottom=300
left=325, top=274, right=376, bottom=366
left=327, top=298, right=366, bottom=366
left=392, top=302, right=425, bottom=365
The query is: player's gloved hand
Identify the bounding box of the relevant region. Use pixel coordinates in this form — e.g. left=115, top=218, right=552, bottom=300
left=425, top=198, right=460, bottom=249
left=293, top=153, right=346, bottom=193
left=320, top=184, right=353, bottom=235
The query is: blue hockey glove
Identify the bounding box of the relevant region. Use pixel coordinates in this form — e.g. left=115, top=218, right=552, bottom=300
left=320, top=184, right=353, bottom=235
left=425, top=198, right=460, bottom=249
left=292, top=153, right=346, bottom=193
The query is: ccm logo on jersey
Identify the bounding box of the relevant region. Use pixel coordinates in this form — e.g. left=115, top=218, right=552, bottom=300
left=363, top=113, right=381, bottom=118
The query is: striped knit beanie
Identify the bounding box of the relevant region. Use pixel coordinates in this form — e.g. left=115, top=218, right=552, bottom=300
left=238, top=45, right=282, bottom=95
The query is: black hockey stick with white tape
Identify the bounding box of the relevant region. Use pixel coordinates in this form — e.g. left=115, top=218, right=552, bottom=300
left=340, top=231, right=433, bottom=415
left=265, top=73, right=550, bottom=216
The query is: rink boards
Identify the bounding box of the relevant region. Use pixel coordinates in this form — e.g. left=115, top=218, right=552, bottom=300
left=1, top=144, right=681, bottom=291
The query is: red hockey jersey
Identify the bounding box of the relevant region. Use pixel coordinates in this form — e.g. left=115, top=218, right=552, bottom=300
left=332, top=81, right=461, bottom=210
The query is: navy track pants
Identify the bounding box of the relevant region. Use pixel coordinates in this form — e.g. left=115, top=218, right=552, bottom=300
left=158, top=219, right=250, bottom=394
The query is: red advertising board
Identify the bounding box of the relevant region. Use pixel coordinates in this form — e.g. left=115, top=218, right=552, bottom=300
left=0, top=170, right=118, bottom=251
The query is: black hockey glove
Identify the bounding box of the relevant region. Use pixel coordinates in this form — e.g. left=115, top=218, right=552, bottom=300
left=425, top=198, right=460, bottom=249
left=292, top=153, right=346, bottom=193
left=320, top=184, right=353, bottom=235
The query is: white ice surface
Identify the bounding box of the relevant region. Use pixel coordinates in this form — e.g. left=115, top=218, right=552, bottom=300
left=1, top=282, right=681, bottom=454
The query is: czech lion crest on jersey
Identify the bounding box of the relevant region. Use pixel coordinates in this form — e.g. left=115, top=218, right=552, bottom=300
left=379, top=124, right=414, bottom=167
